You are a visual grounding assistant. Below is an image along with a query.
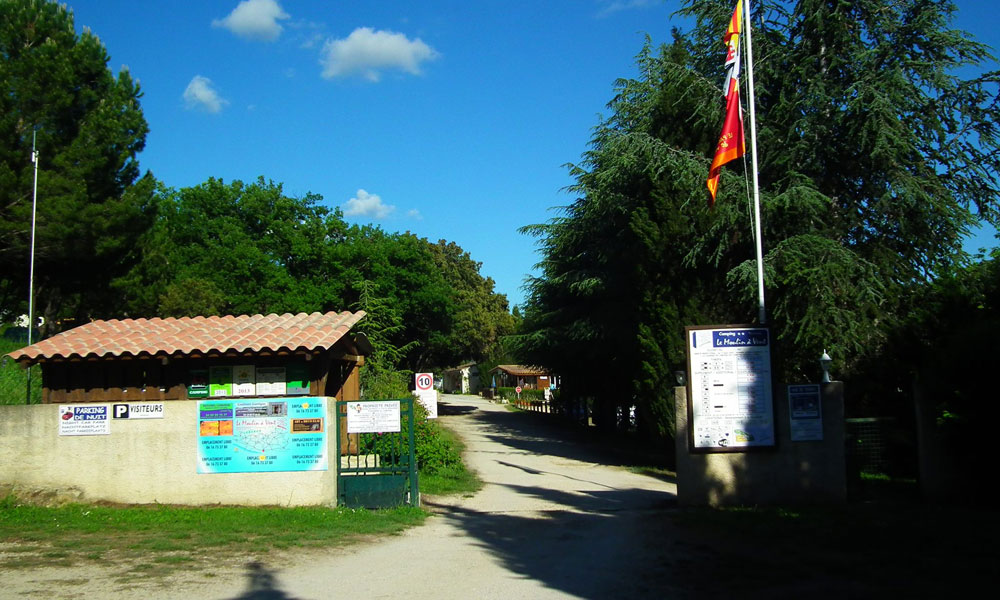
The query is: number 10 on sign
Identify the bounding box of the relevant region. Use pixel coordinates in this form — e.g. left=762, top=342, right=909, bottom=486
left=416, top=373, right=433, bottom=391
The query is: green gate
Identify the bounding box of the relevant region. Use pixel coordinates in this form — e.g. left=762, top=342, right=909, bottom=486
left=336, top=397, right=419, bottom=509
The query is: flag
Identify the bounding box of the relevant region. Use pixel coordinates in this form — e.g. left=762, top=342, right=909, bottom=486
left=706, top=1, right=746, bottom=206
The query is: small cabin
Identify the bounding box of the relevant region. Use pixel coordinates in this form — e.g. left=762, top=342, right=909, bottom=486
left=5, top=311, right=370, bottom=404
left=489, top=364, right=556, bottom=390
left=442, top=363, right=479, bottom=394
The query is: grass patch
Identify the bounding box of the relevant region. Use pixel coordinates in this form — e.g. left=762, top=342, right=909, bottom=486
left=0, top=336, right=41, bottom=405
left=627, top=465, right=676, bottom=481
left=0, top=494, right=426, bottom=577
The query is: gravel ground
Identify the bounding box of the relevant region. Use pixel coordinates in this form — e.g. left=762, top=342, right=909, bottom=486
left=2, top=395, right=681, bottom=600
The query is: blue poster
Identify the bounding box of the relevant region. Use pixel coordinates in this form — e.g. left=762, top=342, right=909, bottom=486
left=197, top=397, right=328, bottom=474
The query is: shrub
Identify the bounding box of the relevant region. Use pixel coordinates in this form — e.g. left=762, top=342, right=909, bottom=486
left=498, top=386, right=546, bottom=402
left=362, top=399, right=461, bottom=475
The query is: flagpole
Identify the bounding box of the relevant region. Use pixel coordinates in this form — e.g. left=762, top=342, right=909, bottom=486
left=742, top=0, right=766, bottom=325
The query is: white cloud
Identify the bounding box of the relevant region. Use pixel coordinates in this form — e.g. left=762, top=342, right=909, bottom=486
left=320, top=27, right=439, bottom=82
left=343, top=189, right=395, bottom=219
left=597, top=0, right=659, bottom=17
left=212, top=0, right=289, bottom=42
left=182, top=76, right=228, bottom=113
left=407, top=209, right=423, bottom=220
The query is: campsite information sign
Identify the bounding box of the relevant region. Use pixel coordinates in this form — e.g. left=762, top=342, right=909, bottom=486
left=197, top=397, right=328, bottom=473
left=346, top=400, right=401, bottom=434
left=686, top=326, right=775, bottom=451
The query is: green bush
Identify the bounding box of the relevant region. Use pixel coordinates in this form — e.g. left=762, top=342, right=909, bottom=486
left=1, top=335, right=41, bottom=405
left=498, top=386, right=546, bottom=402
left=412, top=401, right=462, bottom=474
left=362, top=400, right=461, bottom=475
left=362, top=369, right=411, bottom=400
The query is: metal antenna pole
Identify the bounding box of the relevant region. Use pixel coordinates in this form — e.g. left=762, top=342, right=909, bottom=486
left=27, top=130, right=39, bottom=404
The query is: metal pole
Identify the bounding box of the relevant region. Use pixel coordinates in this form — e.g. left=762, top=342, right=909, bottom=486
left=27, top=130, right=39, bottom=404
left=743, top=0, right=767, bottom=324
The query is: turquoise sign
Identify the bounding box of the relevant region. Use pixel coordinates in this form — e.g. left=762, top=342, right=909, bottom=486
left=197, top=397, right=328, bottom=474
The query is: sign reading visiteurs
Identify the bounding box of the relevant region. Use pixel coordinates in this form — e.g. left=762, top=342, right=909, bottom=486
left=197, top=397, right=328, bottom=473
left=686, top=326, right=775, bottom=451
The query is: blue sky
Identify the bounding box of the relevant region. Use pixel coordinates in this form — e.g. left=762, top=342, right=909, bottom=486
left=64, top=0, right=998, bottom=308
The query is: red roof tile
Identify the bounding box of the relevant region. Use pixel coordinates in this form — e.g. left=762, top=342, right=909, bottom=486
left=492, top=364, right=551, bottom=377
left=5, top=311, right=366, bottom=365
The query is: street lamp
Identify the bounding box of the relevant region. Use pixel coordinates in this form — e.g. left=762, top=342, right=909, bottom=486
left=819, top=350, right=832, bottom=383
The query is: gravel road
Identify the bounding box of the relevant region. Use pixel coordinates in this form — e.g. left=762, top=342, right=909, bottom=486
left=4, top=394, right=680, bottom=599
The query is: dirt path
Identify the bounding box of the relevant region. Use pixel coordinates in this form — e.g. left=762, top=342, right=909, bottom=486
left=2, top=395, right=681, bottom=599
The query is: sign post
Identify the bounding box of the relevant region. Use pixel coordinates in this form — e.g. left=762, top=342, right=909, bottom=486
left=414, top=372, right=437, bottom=419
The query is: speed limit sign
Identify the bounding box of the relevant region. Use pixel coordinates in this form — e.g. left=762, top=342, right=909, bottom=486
left=416, top=373, right=434, bottom=392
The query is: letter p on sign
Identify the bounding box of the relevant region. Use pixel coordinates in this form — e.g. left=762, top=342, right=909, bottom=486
left=113, top=403, right=130, bottom=419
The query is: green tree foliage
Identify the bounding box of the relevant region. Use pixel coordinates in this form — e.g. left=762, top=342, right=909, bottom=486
left=118, top=177, right=512, bottom=372
left=427, top=240, right=516, bottom=362
left=516, top=0, right=999, bottom=439
left=0, top=0, right=152, bottom=328
left=116, top=177, right=348, bottom=317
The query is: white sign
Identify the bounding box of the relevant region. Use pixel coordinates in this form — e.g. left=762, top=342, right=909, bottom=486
left=414, top=372, right=438, bottom=418
left=416, top=389, right=438, bottom=419
left=415, top=372, right=434, bottom=392
left=687, top=326, right=775, bottom=450
left=112, top=402, right=164, bottom=419
left=232, top=365, right=256, bottom=396
left=788, top=384, right=823, bottom=441
left=256, top=367, right=287, bottom=396
left=59, top=404, right=111, bottom=436
left=346, top=401, right=401, bottom=434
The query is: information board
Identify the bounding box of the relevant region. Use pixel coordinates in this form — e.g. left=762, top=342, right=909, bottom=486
left=686, top=326, right=775, bottom=450
left=345, top=400, right=402, bottom=434
left=788, top=384, right=823, bottom=441
left=197, top=397, right=328, bottom=473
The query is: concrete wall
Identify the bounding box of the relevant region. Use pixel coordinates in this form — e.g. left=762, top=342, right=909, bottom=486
left=0, top=401, right=337, bottom=506
left=675, top=383, right=846, bottom=507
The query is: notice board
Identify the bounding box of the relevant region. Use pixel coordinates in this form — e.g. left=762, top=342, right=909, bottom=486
left=685, top=325, right=775, bottom=451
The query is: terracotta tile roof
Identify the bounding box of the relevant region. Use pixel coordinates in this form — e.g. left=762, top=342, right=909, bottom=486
left=492, top=364, right=551, bottom=377
left=5, top=311, right=366, bottom=365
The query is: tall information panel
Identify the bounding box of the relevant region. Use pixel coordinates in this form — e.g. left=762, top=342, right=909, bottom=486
left=686, top=325, right=775, bottom=451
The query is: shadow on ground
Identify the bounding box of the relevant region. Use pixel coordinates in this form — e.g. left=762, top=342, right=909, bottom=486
left=429, top=397, right=683, bottom=598
left=447, top=397, right=676, bottom=482
left=222, top=561, right=303, bottom=600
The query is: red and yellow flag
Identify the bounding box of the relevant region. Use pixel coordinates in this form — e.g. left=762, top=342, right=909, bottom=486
left=706, top=1, right=746, bottom=206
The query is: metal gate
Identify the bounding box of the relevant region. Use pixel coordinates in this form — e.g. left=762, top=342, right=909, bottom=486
left=336, top=397, right=419, bottom=509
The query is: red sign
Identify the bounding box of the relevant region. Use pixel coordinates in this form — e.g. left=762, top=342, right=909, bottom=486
left=415, top=373, right=434, bottom=392
left=515, top=386, right=522, bottom=394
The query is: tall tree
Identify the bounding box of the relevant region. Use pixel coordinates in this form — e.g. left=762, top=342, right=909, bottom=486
left=116, top=177, right=346, bottom=317
left=0, top=0, right=151, bottom=328
left=517, top=0, right=999, bottom=439
left=426, top=240, right=516, bottom=363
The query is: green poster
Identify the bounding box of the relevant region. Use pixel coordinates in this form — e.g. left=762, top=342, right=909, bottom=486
left=286, top=363, right=310, bottom=395
left=209, top=366, right=233, bottom=397
left=188, top=369, right=209, bottom=398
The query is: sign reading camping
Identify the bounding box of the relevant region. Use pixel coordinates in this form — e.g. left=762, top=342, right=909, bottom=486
left=686, top=325, right=775, bottom=451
